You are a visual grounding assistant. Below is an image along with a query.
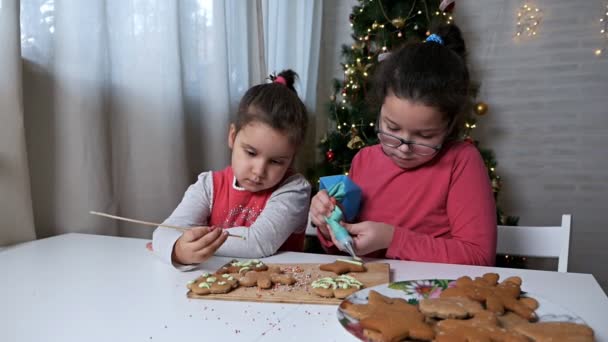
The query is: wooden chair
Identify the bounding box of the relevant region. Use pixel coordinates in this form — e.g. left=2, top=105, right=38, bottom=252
left=496, top=214, right=572, bottom=272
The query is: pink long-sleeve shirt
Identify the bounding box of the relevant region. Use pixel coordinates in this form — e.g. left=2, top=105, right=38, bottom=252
left=317, top=141, right=497, bottom=266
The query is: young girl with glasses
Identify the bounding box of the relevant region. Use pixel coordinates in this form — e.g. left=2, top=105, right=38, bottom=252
left=152, top=70, right=311, bottom=270
left=309, top=24, right=497, bottom=266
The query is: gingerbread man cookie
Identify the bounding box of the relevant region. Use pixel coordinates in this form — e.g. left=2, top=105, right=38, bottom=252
left=320, top=259, right=366, bottom=275
left=238, top=266, right=296, bottom=289
left=440, top=273, right=537, bottom=321
left=311, top=275, right=363, bottom=299
left=419, top=297, right=484, bottom=319
left=216, top=259, right=268, bottom=274
left=435, top=310, right=529, bottom=342
left=187, top=272, right=239, bottom=295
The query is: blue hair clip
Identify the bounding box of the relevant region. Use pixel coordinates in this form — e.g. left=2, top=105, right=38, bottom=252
left=425, top=33, right=444, bottom=45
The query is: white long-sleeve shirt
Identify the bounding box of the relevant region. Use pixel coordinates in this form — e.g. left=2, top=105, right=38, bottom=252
left=152, top=170, right=311, bottom=270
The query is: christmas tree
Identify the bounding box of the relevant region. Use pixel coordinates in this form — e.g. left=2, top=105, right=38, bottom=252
left=307, top=0, right=518, bottom=226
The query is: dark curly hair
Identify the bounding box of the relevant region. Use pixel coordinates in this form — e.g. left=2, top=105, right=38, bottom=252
left=372, top=24, right=470, bottom=140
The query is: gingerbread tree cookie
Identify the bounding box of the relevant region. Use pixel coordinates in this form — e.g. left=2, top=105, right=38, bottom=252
left=320, top=259, right=366, bottom=275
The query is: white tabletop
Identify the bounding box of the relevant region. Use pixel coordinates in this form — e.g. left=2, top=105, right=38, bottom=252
left=1, top=233, right=607, bottom=341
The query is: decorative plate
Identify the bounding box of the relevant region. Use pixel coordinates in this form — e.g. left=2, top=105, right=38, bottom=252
left=337, top=279, right=586, bottom=341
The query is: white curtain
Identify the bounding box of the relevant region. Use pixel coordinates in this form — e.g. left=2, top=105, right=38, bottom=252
left=0, top=0, right=37, bottom=246
left=0, top=0, right=322, bottom=243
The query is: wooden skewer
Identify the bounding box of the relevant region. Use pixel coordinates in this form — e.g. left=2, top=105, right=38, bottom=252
left=89, top=211, right=246, bottom=240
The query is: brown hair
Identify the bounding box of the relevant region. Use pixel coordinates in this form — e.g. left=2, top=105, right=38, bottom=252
left=372, top=24, right=470, bottom=140
left=234, top=70, right=308, bottom=147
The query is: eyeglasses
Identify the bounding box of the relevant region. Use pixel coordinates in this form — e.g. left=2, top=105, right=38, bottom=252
left=376, top=130, right=442, bottom=156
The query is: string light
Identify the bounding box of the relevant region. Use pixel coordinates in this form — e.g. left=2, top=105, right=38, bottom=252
left=596, top=3, right=608, bottom=56
left=516, top=2, right=542, bottom=38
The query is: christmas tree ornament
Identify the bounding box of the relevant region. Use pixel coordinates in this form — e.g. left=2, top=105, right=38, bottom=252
left=475, top=101, right=489, bottom=116
left=391, top=17, right=406, bottom=29
left=347, top=135, right=365, bottom=150
left=326, top=150, right=335, bottom=162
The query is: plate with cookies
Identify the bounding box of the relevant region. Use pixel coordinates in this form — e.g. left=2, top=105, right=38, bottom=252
left=337, top=273, right=595, bottom=342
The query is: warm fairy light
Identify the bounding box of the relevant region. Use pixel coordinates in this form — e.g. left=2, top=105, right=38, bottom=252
left=598, top=5, right=608, bottom=56
left=363, top=72, right=368, bottom=77
left=515, top=3, right=542, bottom=38
left=351, top=124, right=356, bottom=128
left=369, top=122, right=374, bottom=126
left=398, top=32, right=402, bottom=37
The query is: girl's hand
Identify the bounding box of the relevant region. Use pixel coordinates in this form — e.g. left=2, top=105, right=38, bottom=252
left=342, top=221, right=394, bottom=256
left=172, top=226, right=228, bottom=265
left=309, top=190, right=335, bottom=239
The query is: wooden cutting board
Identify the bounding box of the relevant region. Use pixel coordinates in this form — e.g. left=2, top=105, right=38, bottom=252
left=186, top=262, right=390, bottom=305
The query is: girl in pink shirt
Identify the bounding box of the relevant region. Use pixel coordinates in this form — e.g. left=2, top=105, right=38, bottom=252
left=310, top=24, right=497, bottom=266
left=153, top=70, right=311, bottom=270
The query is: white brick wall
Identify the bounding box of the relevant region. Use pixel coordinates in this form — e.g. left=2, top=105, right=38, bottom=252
left=318, top=0, right=608, bottom=291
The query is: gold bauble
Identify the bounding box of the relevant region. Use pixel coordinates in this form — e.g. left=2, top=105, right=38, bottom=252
left=475, top=102, right=489, bottom=116
left=347, top=135, right=365, bottom=150
left=391, top=17, right=406, bottom=29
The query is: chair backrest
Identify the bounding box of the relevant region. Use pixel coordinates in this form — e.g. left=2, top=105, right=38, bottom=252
left=496, top=214, right=572, bottom=272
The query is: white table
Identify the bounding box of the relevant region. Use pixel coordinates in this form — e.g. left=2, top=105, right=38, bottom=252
left=1, top=233, right=607, bottom=341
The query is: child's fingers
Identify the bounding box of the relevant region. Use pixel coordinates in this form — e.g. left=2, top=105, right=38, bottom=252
left=183, top=226, right=211, bottom=242
left=196, top=230, right=228, bottom=260
left=311, top=198, right=333, bottom=220
left=341, top=222, right=361, bottom=234
left=189, top=227, right=222, bottom=250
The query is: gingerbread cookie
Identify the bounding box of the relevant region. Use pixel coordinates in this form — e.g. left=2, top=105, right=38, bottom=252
left=311, top=275, right=363, bottom=299
left=238, top=266, right=296, bottom=289
left=513, top=322, right=595, bottom=342
left=320, top=259, right=366, bottom=275
left=419, top=297, right=484, bottom=319
left=216, top=259, right=268, bottom=274
left=440, top=273, right=537, bottom=321
left=341, top=290, right=434, bottom=341
left=187, top=272, right=239, bottom=295
left=435, top=310, right=529, bottom=342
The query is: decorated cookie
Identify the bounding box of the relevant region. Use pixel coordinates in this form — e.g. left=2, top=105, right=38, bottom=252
left=311, top=275, right=364, bottom=299
left=320, top=259, right=366, bottom=275
left=187, top=272, right=239, bottom=295
left=419, top=297, right=484, bottom=319
left=238, top=266, right=296, bottom=289
left=216, top=259, right=268, bottom=275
